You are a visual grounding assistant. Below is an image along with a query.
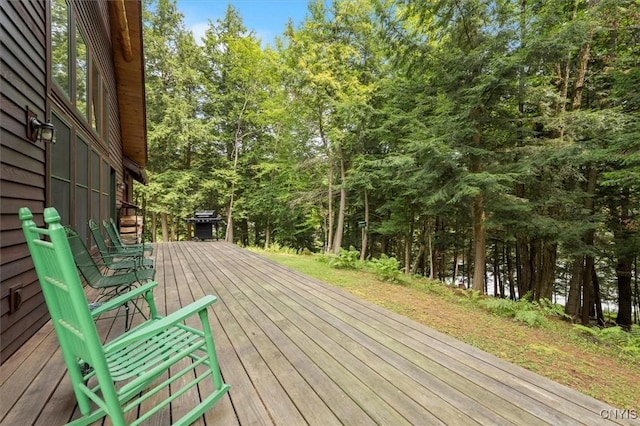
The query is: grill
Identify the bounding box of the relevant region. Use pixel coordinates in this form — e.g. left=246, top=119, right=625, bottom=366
left=185, top=210, right=222, bottom=240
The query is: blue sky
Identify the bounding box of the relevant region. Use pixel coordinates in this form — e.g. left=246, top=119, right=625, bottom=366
left=176, top=0, right=312, bottom=47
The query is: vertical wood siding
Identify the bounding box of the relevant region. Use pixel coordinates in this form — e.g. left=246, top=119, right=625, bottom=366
left=1, top=0, right=49, bottom=364
left=1, top=0, right=127, bottom=363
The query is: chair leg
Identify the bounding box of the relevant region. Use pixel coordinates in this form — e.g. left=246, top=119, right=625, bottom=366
left=124, top=302, right=130, bottom=331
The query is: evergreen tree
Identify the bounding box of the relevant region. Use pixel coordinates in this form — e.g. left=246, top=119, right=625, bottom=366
left=200, top=6, right=266, bottom=243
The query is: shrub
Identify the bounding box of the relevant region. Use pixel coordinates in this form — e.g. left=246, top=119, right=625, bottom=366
left=573, top=324, right=640, bottom=361
left=263, top=242, right=297, bottom=254
left=370, top=254, right=402, bottom=283
left=328, top=247, right=360, bottom=269
left=480, top=297, right=568, bottom=327
left=514, top=310, right=547, bottom=327
left=480, top=297, right=518, bottom=316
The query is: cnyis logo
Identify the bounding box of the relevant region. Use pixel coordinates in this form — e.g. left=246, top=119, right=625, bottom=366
left=600, top=409, right=638, bottom=420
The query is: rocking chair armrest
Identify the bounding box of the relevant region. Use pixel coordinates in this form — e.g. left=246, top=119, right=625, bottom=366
left=99, top=252, right=140, bottom=260
left=89, top=282, right=158, bottom=317
left=76, top=261, right=112, bottom=269
left=104, top=295, right=218, bottom=353
left=103, top=246, right=132, bottom=253
left=102, top=252, right=146, bottom=263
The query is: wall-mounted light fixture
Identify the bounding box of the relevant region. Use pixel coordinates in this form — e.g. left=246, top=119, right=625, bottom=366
left=26, top=106, right=55, bottom=143
left=117, top=181, right=126, bottom=190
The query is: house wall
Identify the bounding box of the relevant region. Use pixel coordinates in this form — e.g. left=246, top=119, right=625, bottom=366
left=0, top=0, right=126, bottom=363
left=1, top=0, right=50, bottom=364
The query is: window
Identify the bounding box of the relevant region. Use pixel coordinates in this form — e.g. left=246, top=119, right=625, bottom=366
left=91, top=60, right=101, bottom=134
left=51, top=0, right=70, bottom=95
left=102, top=81, right=109, bottom=141
left=50, top=1, right=108, bottom=145
left=102, top=159, right=110, bottom=222
left=110, top=168, right=116, bottom=220
left=51, top=113, right=71, bottom=225
left=76, top=137, right=89, bottom=241
left=49, top=2, right=113, bottom=243
left=91, top=150, right=101, bottom=226
left=76, top=25, right=88, bottom=119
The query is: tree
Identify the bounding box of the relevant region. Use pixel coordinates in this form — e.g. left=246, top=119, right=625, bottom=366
left=201, top=6, right=266, bottom=243
left=138, top=0, right=639, bottom=326
left=284, top=0, right=381, bottom=254
left=143, top=0, right=206, bottom=241
left=392, top=0, right=523, bottom=292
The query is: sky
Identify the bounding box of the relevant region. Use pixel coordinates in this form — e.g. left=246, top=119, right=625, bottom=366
left=176, top=0, right=312, bottom=47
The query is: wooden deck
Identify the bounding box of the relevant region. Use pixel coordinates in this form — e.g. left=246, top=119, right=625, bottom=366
left=1, top=241, right=638, bottom=425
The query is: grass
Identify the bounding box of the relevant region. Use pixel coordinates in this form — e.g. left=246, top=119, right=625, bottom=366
left=253, top=248, right=640, bottom=410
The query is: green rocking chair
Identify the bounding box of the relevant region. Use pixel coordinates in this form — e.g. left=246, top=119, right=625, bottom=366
left=66, top=227, right=156, bottom=329
left=103, top=217, right=153, bottom=256
left=88, top=219, right=154, bottom=270
left=20, top=207, right=230, bottom=426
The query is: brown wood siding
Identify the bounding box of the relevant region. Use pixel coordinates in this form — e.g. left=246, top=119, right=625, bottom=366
left=1, top=0, right=48, bottom=363
left=1, top=0, right=132, bottom=364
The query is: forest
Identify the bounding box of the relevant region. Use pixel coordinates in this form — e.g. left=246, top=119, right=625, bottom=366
left=138, top=0, right=639, bottom=327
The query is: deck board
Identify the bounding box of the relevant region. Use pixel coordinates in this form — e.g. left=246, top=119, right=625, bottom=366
left=1, top=241, right=638, bottom=425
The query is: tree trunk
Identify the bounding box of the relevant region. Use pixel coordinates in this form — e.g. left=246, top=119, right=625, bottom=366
left=616, top=257, right=633, bottom=328
left=494, top=242, right=504, bottom=298
left=432, top=217, right=442, bottom=281
left=634, top=257, right=639, bottom=325
left=411, top=218, right=428, bottom=276
left=565, top=257, right=584, bottom=319
left=161, top=212, right=169, bottom=243
left=332, top=157, right=347, bottom=255
left=240, top=219, right=249, bottom=246
left=428, top=221, right=434, bottom=280
left=514, top=182, right=532, bottom=299
left=452, top=246, right=459, bottom=285
left=170, top=214, right=176, bottom=242
left=472, top=192, right=486, bottom=292
left=506, top=241, right=516, bottom=300
left=530, top=238, right=542, bottom=299
left=404, top=230, right=412, bottom=276
left=225, top=203, right=234, bottom=243
left=360, top=188, right=369, bottom=261
left=581, top=164, right=598, bottom=325
left=264, top=221, right=271, bottom=250
left=536, top=242, right=557, bottom=300
left=466, top=235, right=472, bottom=287
left=582, top=253, right=594, bottom=326
left=226, top=97, right=247, bottom=244
left=469, top=117, right=486, bottom=292
left=319, top=110, right=333, bottom=254
left=412, top=244, right=425, bottom=276
left=591, top=264, right=604, bottom=326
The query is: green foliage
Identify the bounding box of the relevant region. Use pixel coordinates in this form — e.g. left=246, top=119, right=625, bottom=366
left=573, top=324, right=640, bottom=361
left=481, top=298, right=518, bottom=316
left=514, top=310, right=547, bottom=328
left=459, top=289, right=483, bottom=303
left=369, top=254, right=402, bottom=283
left=480, top=297, right=569, bottom=328
left=262, top=242, right=298, bottom=255
left=140, top=0, right=640, bottom=324
left=328, top=247, right=361, bottom=269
